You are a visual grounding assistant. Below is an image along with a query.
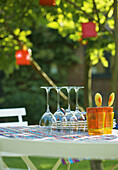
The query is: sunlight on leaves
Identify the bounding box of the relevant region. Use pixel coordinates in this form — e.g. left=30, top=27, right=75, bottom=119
left=92, top=58, right=99, bottom=65
left=47, top=22, right=59, bottom=29
left=67, top=13, right=72, bottom=19
left=100, top=56, right=109, bottom=67
left=14, top=46, right=19, bottom=50
left=108, top=19, right=114, bottom=29
left=46, top=13, right=55, bottom=22
left=26, top=30, right=32, bottom=36
left=82, top=1, right=93, bottom=13
left=108, top=8, right=113, bottom=18
left=0, top=34, right=5, bottom=38
left=57, top=8, right=62, bottom=13
left=14, top=28, right=20, bottom=36
left=100, top=16, right=106, bottom=24
left=107, top=43, right=115, bottom=49
left=0, top=19, right=4, bottom=23
left=56, top=0, right=61, bottom=5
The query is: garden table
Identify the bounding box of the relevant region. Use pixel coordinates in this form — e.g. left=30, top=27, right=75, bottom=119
left=0, top=126, right=118, bottom=160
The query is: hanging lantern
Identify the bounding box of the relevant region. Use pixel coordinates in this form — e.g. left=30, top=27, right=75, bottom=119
left=39, top=0, right=55, bottom=6
left=82, top=22, right=97, bottom=38
left=15, top=49, right=30, bottom=65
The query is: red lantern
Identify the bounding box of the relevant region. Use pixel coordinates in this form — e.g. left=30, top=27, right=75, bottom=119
left=82, top=22, right=97, bottom=38
left=15, top=49, right=30, bottom=65
left=39, top=0, right=55, bottom=6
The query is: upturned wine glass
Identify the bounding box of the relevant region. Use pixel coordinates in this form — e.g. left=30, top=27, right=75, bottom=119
left=74, top=86, right=85, bottom=120
left=62, top=86, right=74, bottom=121
left=39, top=87, right=56, bottom=126
left=54, top=87, right=64, bottom=122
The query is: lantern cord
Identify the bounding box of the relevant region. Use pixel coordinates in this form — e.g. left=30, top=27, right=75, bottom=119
left=30, top=57, right=85, bottom=112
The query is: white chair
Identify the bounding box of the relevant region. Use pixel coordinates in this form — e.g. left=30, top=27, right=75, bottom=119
left=0, top=108, right=37, bottom=170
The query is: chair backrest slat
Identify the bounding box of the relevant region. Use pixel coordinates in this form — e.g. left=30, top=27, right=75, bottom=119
left=0, top=122, right=28, bottom=127
left=0, top=108, right=28, bottom=126
left=0, top=108, right=26, bottom=117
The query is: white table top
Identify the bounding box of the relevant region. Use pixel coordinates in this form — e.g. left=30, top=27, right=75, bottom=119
left=0, top=126, right=118, bottom=159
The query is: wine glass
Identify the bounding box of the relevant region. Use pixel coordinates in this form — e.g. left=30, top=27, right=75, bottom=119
left=62, top=86, right=74, bottom=121
left=74, top=86, right=85, bottom=120
left=39, top=87, right=56, bottom=127
left=73, top=86, right=85, bottom=131
left=54, top=87, right=64, bottom=122
left=53, top=87, right=64, bottom=131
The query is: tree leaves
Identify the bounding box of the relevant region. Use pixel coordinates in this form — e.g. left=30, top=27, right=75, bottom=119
left=0, top=0, right=115, bottom=75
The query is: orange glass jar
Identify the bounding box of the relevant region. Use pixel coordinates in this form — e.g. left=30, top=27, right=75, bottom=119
left=103, top=107, right=114, bottom=134
left=86, top=107, right=105, bottom=135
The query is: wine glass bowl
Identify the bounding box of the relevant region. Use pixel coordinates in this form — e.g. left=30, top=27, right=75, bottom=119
left=74, top=110, right=85, bottom=121
left=39, top=112, right=56, bottom=126
left=54, top=111, right=64, bottom=122
left=65, top=110, right=74, bottom=121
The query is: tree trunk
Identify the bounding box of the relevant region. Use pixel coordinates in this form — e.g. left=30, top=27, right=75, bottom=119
left=84, top=47, right=92, bottom=109
left=90, top=160, right=104, bottom=170
left=111, top=0, right=118, bottom=96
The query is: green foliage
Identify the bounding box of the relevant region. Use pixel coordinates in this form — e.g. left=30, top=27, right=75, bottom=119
left=0, top=26, right=80, bottom=124
left=43, top=0, right=115, bottom=67
left=0, top=0, right=44, bottom=74
left=0, top=0, right=115, bottom=74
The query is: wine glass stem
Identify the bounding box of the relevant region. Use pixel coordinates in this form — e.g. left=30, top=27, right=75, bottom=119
left=57, top=89, right=60, bottom=111
left=75, top=89, right=79, bottom=110
left=46, top=89, right=50, bottom=112
left=67, top=89, right=71, bottom=111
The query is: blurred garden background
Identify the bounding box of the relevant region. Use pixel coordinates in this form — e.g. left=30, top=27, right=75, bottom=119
left=0, top=0, right=118, bottom=169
